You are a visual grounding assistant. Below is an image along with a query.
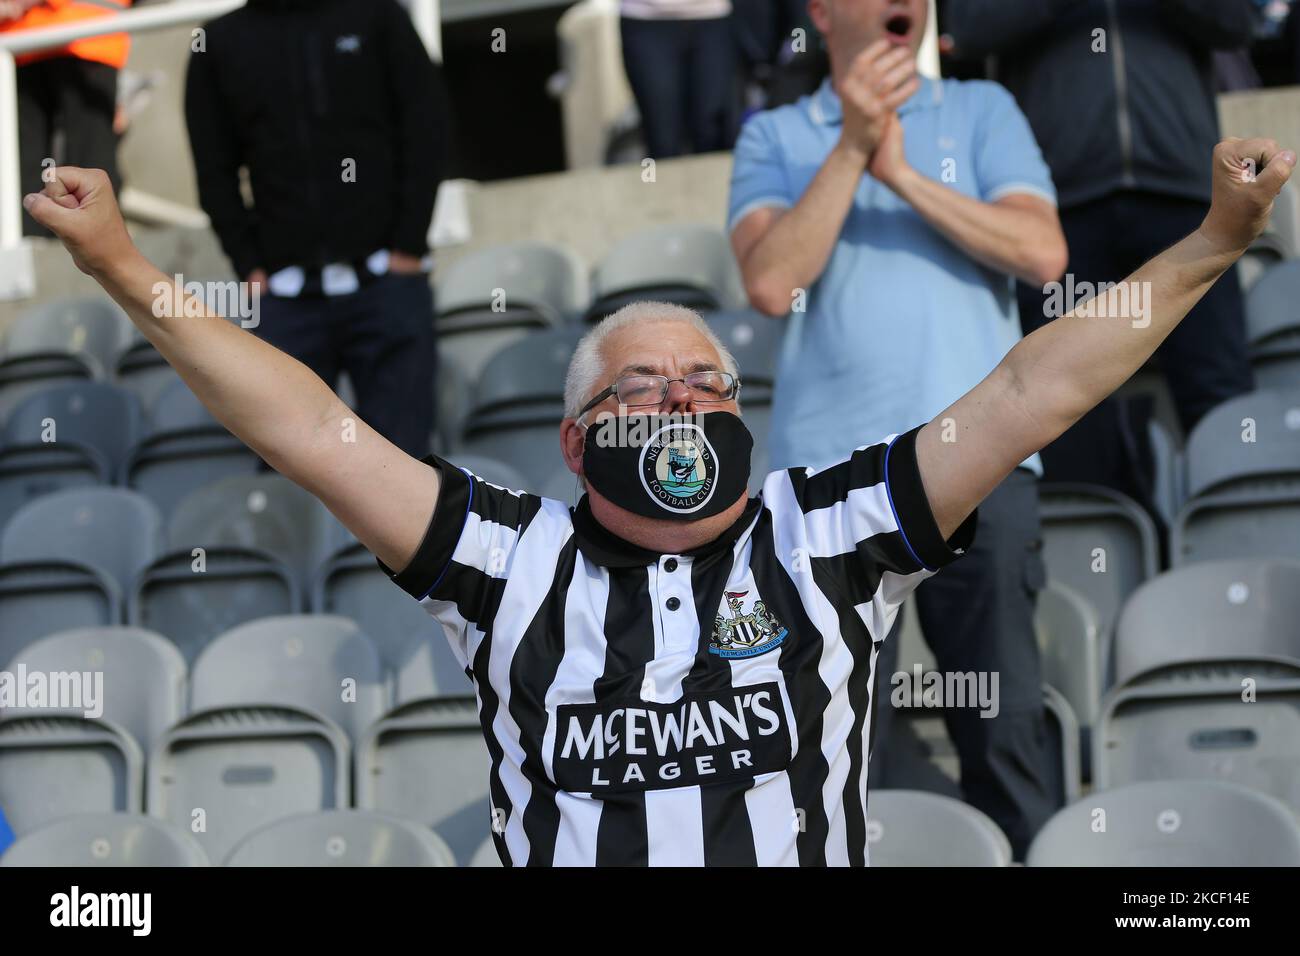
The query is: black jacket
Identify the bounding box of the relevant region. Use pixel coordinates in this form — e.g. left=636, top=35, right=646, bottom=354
left=946, top=0, right=1255, bottom=210
left=185, top=0, right=448, bottom=278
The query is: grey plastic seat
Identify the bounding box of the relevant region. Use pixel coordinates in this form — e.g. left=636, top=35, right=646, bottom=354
left=1026, top=779, right=1300, bottom=866
left=464, top=325, right=583, bottom=425
left=1251, top=178, right=1298, bottom=262
left=224, top=809, right=456, bottom=867
left=2, top=380, right=144, bottom=480
left=167, top=472, right=354, bottom=590
left=1172, top=389, right=1300, bottom=564
left=313, top=542, right=467, bottom=692
left=0, top=382, right=144, bottom=528
left=470, top=835, right=502, bottom=867
left=0, top=812, right=210, bottom=866
left=0, top=299, right=131, bottom=421
left=1113, top=558, right=1300, bottom=685
left=1038, top=483, right=1160, bottom=668
left=458, top=424, right=557, bottom=490
left=126, top=377, right=260, bottom=519
left=586, top=224, right=744, bottom=321
left=131, top=548, right=298, bottom=665
left=540, top=466, right=581, bottom=505
left=355, top=697, right=493, bottom=866
left=436, top=242, right=586, bottom=382
left=1035, top=579, right=1104, bottom=730
left=863, top=790, right=1011, bottom=866
left=1245, top=257, right=1300, bottom=350
left=438, top=241, right=587, bottom=327
left=1, top=487, right=163, bottom=596
left=1094, top=659, right=1300, bottom=808
left=147, top=704, right=349, bottom=865
left=3, top=626, right=185, bottom=754
left=1182, top=386, right=1300, bottom=500
left=706, top=308, right=783, bottom=397
left=191, top=615, right=386, bottom=742
left=0, top=713, right=143, bottom=837
left=0, top=563, right=119, bottom=668
left=1, top=297, right=131, bottom=380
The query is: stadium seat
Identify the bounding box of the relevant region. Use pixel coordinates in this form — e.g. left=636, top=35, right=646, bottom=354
left=0, top=381, right=144, bottom=528
left=0, top=563, right=120, bottom=668
left=462, top=325, right=582, bottom=422
left=585, top=224, right=744, bottom=321
left=1026, top=779, right=1300, bottom=866
left=0, top=714, right=143, bottom=836
left=166, top=472, right=355, bottom=589
left=355, top=697, right=492, bottom=866
left=1181, top=386, right=1300, bottom=500
left=190, top=615, right=387, bottom=742
left=391, top=630, right=473, bottom=703
left=1038, top=482, right=1160, bottom=674
left=1034, top=579, right=1104, bottom=733
left=864, top=789, right=1012, bottom=866
left=539, top=465, right=581, bottom=504
left=131, top=548, right=298, bottom=665
left=313, top=541, right=468, bottom=690
left=1113, top=558, right=1300, bottom=685
left=223, top=809, right=456, bottom=866
left=126, top=377, right=261, bottom=519
left=470, top=835, right=502, bottom=867
left=1, top=487, right=163, bottom=596
left=2, top=626, right=185, bottom=755
left=0, top=812, right=210, bottom=866
left=1245, top=257, right=1300, bottom=349
left=1172, top=387, right=1300, bottom=565
left=1094, top=659, right=1300, bottom=809
left=147, top=704, right=350, bottom=865
left=705, top=308, right=783, bottom=399
left=435, top=241, right=587, bottom=381
left=0, top=298, right=132, bottom=420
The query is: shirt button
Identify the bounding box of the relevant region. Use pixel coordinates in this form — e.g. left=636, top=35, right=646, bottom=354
left=666, top=596, right=681, bottom=611
left=664, top=558, right=678, bottom=572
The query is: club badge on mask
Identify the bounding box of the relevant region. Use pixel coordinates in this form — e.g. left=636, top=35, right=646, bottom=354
left=582, top=412, right=753, bottom=521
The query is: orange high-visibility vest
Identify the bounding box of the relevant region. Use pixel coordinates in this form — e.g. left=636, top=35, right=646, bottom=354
left=1, top=0, right=132, bottom=69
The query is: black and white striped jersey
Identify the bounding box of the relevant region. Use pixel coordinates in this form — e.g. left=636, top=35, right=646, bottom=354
left=382, top=425, right=975, bottom=866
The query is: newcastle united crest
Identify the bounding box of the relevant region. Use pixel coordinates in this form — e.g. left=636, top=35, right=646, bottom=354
left=709, top=589, right=789, bottom=659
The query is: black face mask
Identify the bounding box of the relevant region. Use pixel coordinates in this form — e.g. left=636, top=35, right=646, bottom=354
left=581, top=412, right=753, bottom=521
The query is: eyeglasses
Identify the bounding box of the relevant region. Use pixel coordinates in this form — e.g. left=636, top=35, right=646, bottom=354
left=578, top=370, right=740, bottom=418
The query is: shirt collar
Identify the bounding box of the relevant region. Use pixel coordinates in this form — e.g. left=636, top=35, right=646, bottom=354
left=570, top=494, right=764, bottom=569
left=809, top=73, right=940, bottom=127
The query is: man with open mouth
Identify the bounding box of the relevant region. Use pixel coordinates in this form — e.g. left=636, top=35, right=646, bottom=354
left=729, top=0, right=1070, bottom=856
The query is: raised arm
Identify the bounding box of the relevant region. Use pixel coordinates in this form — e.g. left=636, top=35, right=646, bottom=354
left=24, top=167, right=439, bottom=573
left=916, top=138, right=1295, bottom=539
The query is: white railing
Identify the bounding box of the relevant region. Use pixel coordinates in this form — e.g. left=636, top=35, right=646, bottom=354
left=0, top=0, right=441, bottom=301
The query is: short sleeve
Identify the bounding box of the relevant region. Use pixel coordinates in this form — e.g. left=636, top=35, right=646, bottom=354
left=377, top=455, right=546, bottom=668
left=971, top=82, right=1057, bottom=206
left=782, top=426, right=977, bottom=638
left=727, top=112, right=795, bottom=233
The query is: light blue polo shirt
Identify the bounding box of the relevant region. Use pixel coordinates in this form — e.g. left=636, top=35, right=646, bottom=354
left=728, top=76, right=1055, bottom=473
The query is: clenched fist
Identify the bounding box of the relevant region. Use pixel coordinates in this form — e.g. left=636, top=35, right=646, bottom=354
left=23, top=167, right=135, bottom=277
left=1200, top=138, right=1296, bottom=255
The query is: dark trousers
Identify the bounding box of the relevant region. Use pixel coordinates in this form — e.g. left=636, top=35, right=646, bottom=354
left=871, top=468, right=1058, bottom=859
left=1016, top=191, right=1254, bottom=507
left=18, top=57, right=121, bottom=238
left=620, top=15, right=737, bottom=158
left=253, top=273, right=437, bottom=458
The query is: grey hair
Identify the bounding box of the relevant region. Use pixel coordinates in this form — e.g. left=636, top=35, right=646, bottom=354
left=563, top=301, right=740, bottom=419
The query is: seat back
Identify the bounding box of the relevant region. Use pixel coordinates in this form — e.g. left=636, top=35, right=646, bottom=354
left=224, top=810, right=456, bottom=866
left=864, top=789, right=1012, bottom=866
left=0, top=812, right=209, bottom=866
